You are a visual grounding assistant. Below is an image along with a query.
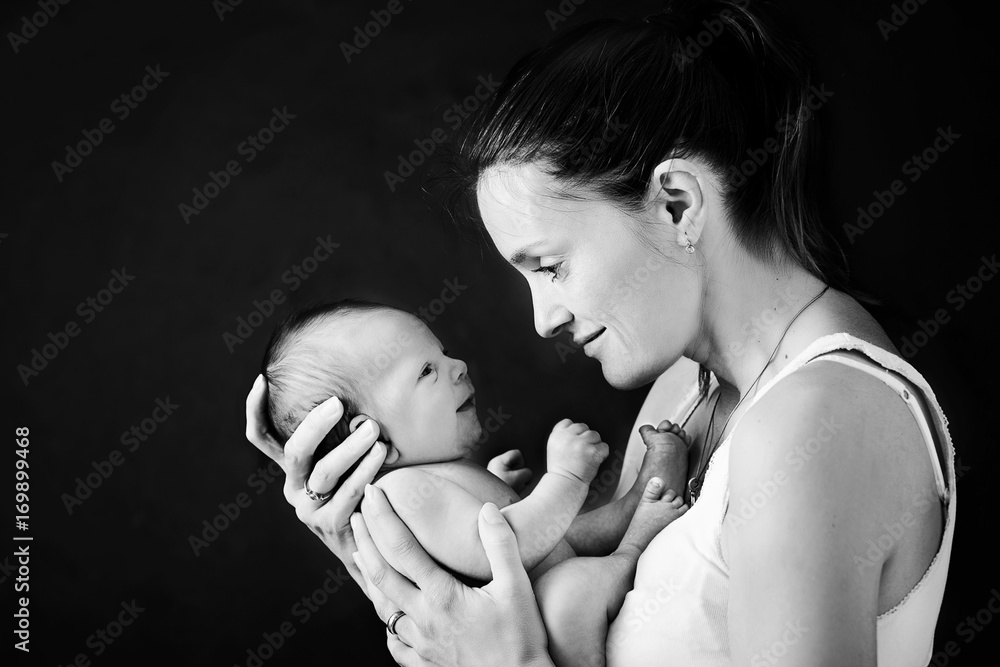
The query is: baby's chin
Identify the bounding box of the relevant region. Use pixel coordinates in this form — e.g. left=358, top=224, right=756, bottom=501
left=456, top=418, right=484, bottom=454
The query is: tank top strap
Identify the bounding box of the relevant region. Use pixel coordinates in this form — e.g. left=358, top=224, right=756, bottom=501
left=802, top=348, right=950, bottom=500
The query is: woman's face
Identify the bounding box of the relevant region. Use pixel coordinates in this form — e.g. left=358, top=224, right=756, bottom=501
left=477, top=162, right=702, bottom=390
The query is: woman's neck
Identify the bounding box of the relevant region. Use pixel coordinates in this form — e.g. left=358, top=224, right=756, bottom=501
left=686, top=254, right=831, bottom=399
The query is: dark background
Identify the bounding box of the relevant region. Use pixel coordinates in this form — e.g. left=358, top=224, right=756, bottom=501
left=2, top=0, right=997, bottom=665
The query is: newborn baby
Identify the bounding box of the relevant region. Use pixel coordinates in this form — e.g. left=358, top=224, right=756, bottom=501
left=262, top=299, right=690, bottom=667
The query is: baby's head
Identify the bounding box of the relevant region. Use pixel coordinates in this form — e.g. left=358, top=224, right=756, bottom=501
left=262, top=299, right=483, bottom=473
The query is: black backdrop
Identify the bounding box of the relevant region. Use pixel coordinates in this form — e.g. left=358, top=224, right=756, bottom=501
left=3, top=0, right=998, bottom=665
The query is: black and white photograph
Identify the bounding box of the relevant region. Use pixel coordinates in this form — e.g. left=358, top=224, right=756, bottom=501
left=3, top=0, right=997, bottom=665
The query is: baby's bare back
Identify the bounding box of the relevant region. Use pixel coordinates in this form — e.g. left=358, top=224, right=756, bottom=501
left=380, top=457, right=522, bottom=507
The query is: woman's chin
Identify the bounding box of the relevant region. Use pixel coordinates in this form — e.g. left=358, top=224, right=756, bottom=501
left=601, top=360, right=658, bottom=391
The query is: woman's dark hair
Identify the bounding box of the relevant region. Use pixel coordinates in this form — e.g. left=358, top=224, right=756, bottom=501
left=437, top=0, right=875, bottom=398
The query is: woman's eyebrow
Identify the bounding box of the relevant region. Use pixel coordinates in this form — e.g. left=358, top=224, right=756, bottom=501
left=509, top=241, right=544, bottom=267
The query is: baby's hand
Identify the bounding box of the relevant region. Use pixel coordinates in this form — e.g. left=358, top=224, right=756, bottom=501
left=546, top=419, right=609, bottom=485
left=487, top=449, right=533, bottom=493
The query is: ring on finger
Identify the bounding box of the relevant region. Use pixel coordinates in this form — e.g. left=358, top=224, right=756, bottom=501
left=304, top=478, right=332, bottom=502
left=386, top=610, right=406, bottom=636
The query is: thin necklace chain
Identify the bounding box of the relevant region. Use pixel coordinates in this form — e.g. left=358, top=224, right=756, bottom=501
left=686, top=284, right=830, bottom=504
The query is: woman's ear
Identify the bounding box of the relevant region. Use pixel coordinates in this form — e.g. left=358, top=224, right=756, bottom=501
left=650, top=158, right=706, bottom=249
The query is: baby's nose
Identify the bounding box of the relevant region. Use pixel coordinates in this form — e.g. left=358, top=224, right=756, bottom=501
left=451, top=358, right=468, bottom=382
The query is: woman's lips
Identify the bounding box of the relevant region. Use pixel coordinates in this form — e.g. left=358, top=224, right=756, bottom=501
left=582, top=328, right=606, bottom=354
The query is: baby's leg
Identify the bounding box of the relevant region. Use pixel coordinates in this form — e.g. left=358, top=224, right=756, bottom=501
left=534, top=479, right=687, bottom=667
left=567, top=422, right=688, bottom=556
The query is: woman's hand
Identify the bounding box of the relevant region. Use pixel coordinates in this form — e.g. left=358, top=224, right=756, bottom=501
left=487, top=449, right=533, bottom=493
left=353, top=485, right=554, bottom=667
left=244, top=374, right=386, bottom=591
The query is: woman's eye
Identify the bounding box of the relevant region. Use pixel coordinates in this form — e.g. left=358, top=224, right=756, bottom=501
left=532, top=262, right=562, bottom=282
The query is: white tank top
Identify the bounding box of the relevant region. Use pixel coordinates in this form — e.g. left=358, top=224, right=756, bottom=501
left=606, top=333, right=957, bottom=666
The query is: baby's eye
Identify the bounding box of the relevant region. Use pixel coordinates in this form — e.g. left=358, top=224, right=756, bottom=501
left=419, top=364, right=434, bottom=379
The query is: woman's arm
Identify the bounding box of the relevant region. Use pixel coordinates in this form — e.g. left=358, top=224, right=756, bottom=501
left=354, top=486, right=555, bottom=667
left=725, top=363, right=916, bottom=666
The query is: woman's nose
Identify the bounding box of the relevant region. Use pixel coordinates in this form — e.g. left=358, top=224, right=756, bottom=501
left=532, top=291, right=572, bottom=339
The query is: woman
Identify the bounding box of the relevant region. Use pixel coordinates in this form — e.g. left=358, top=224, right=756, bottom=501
left=246, top=1, right=956, bottom=664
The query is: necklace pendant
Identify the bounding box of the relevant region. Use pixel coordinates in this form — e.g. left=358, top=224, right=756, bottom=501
left=688, top=477, right=702, bottom=504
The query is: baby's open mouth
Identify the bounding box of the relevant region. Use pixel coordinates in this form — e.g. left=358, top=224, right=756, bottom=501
left=457, top=393, right=476, bottom=412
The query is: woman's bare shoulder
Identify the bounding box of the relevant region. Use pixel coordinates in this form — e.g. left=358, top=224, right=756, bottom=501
left=730, top=356, right=934, bottom=529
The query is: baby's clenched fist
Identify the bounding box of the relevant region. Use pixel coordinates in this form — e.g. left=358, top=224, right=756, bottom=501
left=547, top=418, right=609, bottom=485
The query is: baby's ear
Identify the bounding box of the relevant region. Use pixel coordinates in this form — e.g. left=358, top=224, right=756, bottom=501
left=348, top=414, right=399, bottom=465
left=348, top=414, right=370, bottom=433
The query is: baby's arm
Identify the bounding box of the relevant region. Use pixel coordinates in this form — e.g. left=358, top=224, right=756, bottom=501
left=376, top=419, right=609, bottom=581
left=564, top=420, right=689, bottom=556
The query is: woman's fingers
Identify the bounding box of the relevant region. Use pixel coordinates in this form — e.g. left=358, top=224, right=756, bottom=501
left=322, top=440, right=386, bottom=519
left=245, top=375, right=285, bottom=466
left=387, top=634, right=427, bottom=667
left=360, top=485, right=454, bottom=600
left=308, top=419, right=381, bottom=495
left=478, top=503, right=532, bottom=594
left=282, top=395, right=345, bottom=495
left=352, top=510, right=422, bottom=618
